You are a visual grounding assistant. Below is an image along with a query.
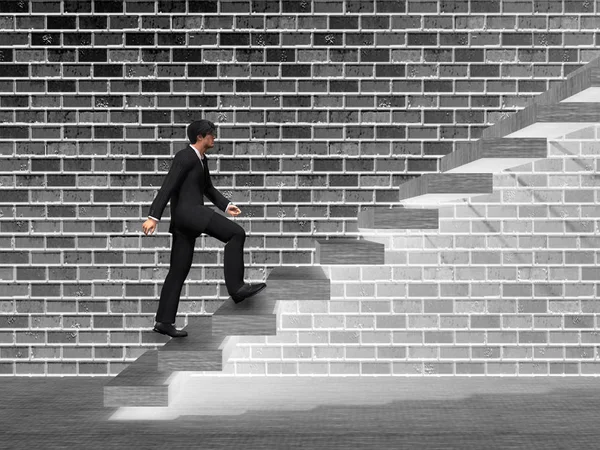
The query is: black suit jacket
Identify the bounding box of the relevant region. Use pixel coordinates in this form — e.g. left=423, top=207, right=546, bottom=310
left=147, top=146, right=230, bottom=237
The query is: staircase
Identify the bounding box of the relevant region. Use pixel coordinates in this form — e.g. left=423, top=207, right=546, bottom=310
left=104, top=56, right=600, bottom=408
left=104, top=266, right=330, bottom=407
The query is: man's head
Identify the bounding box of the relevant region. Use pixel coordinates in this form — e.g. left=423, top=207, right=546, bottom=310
left=187, top=120, right=217, bottom=151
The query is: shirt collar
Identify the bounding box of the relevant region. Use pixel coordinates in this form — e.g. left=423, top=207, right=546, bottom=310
left=189, top=144, right=205, bottom=160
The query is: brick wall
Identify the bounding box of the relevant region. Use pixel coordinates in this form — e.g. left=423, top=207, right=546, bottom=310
left=0, top=0, right=599, bottom=376
left=220, top=133, right=600, bottom=376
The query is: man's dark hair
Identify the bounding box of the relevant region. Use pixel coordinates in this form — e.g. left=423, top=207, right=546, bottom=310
left=187, top=120, right=216, bottom=144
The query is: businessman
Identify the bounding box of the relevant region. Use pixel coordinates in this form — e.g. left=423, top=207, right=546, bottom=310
left=142, top=120, right=266, bottom=338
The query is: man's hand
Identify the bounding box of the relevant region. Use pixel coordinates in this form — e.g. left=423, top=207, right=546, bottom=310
left=226, top=204, right=241, bottom=216
left=142, top=218, right=157, bottom=235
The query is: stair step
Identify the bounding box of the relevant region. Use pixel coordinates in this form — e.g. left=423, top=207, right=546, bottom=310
left=503, top=102, right=600, bottom=138
left=104, top=350, right=181, bottom=407
left=482, top=62, right=600, bottom=139
left=267, top=265, right=330, bottom=300
left=398, top=173, right=493, bottom=205
left=315, top=238, right=385, bottom=265
left=106, top=300, right=277, bottom=407
left=441, top=138, right=548, bottom=173
left=357, top=205, right=439, bottom=229
left=561, top=86, right=600, bottom=103
left=212, top=291, right=278, bottom=336
left=157, top=317, right=238, bottom=372
left=554, top=65, right=600, bottom=103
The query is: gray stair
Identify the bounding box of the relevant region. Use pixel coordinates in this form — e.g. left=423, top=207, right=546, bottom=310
left=357, top=205, right=439, bottom=229
left=315, top=238, right=385, bottom=264
left=482, top=62, right=600, bottom=139
left=398, top=173, right=493, bottom=205
left=104, top=319, right=241, bottom=407
left=267, top=265, right=330, bottom=300
left=384, top=58, right=600, bottom=209
left=104, top=350, right=181, bottom=407
left=104, top=296, right=280, bottom=408
left=157, top=316, right=238, bottom=372
left=441, top=137, right=548, bottom=173
left=501, top=102, right=600, bottom=138
left=212, top=290, right=278, bottom=336
left=105, top=265, right=331, bottom=408
left=106, top=56, right=600, bottom=410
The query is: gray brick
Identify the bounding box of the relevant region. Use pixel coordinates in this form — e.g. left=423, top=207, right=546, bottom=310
left=488, top=299, right=516, bottom=314
left=503, top=315, right=533, bottom=328
left=564, top=32, right=594, bottom=46
left=506, top=1, right=534, bottom=13
left=455, top=362, right=484, bottom=374
left=409, top=315, right=439, bottom=328
left=440, top=315, right=469, bottom=328
left=565, top=1, right=594, bottom=12
left=581, top=301, right=600, bottom=314
left=330, top=331, right=360, bottom=344
left=471, top=32, right=500, bottom=46
left=438, top=0, right=467, bottom=13
left=549, top=362, right=578, bottom=374
left=423, top=362, right=454, bottom=374
left=408, top=345, right=437, bottom=358
left=470, top=315, right=501, bottom=328
left=518, top=299, right=548, bottom=313
left=424, top=300, right=453, bottom=313
left=407, top=283, right=438, bottom=297
left=581, top=362, right=600, bottom=374
left=533, top=315, right=562, bottom=328
left=78, top=362, right=108, bottom=374
left=487, top=331, right=517, bottom=344
left=581, top=16, right=600, bottom=29
left=361, top=361, right=390, bottom=374
left=534, top=346, right=563, bottom=359
left=376, top=345, right=406, bottom=358
left=47, top=362, right=77, bottom=374
left=440, top=346, right=469, bottom=359
left=472, top=346, right=501, bottom=359
left=564, top=315, right=594, bottom=329
left=424, top=331, right=453, bottom=343
left=519, top=331, right=548, bottom=344
left=375, top=315, right=407, bottom=329
left=518, top=362, right=548, bottom=374
left=15, top=362, right=45, bottom=375
left=4, top=0, right=600, bottom=378
left=487, top=362, right=517, bottom=374
left=63, top=346, right=92, bottom=359
left=393, top=300, right=422, bottom=314
left=503, top=283, right=533, bottom=297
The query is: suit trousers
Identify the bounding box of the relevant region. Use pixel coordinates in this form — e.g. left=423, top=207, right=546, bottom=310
left=154, top=211, right=246, bottom=324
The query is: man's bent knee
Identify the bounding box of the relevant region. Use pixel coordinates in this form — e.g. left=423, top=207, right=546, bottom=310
left=232, top=226, right=246, bottom=239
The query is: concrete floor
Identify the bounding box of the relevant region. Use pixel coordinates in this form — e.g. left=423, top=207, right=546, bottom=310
left=3, top=376, right=600, bottom=449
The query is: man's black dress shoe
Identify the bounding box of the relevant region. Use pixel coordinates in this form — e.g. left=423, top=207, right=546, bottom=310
left=231, top=282, right=267, bottom=304
left=153, top=322, right=188, bottom=338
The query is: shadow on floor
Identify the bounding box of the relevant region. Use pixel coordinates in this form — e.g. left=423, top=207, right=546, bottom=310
left=2, top=377, right=600, bottom=449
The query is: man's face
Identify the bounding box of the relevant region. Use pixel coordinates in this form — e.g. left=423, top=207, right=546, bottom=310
left=198, top=131, right=216, bottom=149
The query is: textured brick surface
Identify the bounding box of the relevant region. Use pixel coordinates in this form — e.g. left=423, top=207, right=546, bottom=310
left=0, top=0, right=599, bottom=375
left=228, top=135, right=600, bottom=376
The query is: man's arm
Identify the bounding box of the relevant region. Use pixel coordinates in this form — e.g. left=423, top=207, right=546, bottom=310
left=204, top=162, right=232, bottom=212
left=147, top=153, right=191, bottom=221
